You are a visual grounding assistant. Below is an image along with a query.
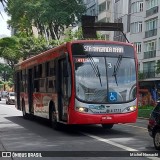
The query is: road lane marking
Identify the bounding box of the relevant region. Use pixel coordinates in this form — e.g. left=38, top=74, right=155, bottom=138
left=81, top=132, right=159, bottom=160
left=82, top=132, right=137, bottom=151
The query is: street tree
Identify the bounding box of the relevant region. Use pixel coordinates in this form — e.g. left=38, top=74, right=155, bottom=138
left=0, top=63, right=14, bottom=90
left=17, top=35, right=50, bottom=60
left=0, top=35, right=52, bottom=68
left=0, top=63, right=13, bottom=82
left=6, top=0, right=86, bottom=40
left=0, top=36, right=20, bottom=69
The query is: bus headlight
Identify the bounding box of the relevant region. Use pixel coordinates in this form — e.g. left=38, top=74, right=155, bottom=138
left=122, top=106, right=137, bottom=113
left=76, top=107, right=88, bottom=113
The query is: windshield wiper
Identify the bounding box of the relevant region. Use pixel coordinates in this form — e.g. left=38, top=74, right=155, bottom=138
left=112, top=55, right=122, bottom=86
left=87, top=54, right=102, bottom=87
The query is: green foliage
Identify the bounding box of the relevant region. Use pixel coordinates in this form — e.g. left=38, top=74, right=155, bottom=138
left=0, top=35, right=52, bottom=68
left=17, top=35, right=50, bottom=59
left=6, top=0, right=86, bottom=40
left=0, top=63, right=13, bottom=80
left=138, top=71, right=144, bottom=80
left=63, top=28, right=83, bottom=42
left=63, top=27, right=104, bottom=43
left=0, top=36, right=20, bottom=68
left=138, top=105, right=154, bottom=118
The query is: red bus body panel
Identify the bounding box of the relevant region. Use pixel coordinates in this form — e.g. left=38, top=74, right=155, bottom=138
left=15, top=40, right=138, bottom=126
left=68, top=110, right=137, bottom=124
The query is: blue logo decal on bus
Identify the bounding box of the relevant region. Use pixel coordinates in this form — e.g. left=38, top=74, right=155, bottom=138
left=109, top=92, right=117, bottom=101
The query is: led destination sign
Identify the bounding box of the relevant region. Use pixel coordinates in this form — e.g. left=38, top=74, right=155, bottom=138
left=84, top=45, right=124, bottom=53
left=71, top=43, right=134, bottom=57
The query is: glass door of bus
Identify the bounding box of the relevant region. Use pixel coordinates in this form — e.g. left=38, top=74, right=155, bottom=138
left=57, top=58, right=71, bottom=122
left=15, top=72, right=21, bottom=110
left=28, top=68, right=34, bottom=114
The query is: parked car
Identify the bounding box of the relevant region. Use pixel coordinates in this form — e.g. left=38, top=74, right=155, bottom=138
left=2, top=91, right=8, bottom=98
left=148, top=103, right=160, bottom=150
left=6, top=92, right=15, bottom=105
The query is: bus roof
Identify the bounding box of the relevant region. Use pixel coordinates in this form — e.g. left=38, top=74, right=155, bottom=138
left=15, top=40, right=134, bottom=71
left=70, top=40, right=134, bottom=46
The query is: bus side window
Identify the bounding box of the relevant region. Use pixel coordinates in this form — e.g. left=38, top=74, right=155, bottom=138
left=49, top=60, right=55, bottom=76
left=47, top=77, right=55, bottom=93
left=46, top=62, right=49, bottom=77
left=38, top=64, right=42, bottom=78
left=34, top=80, right=39, bottom=92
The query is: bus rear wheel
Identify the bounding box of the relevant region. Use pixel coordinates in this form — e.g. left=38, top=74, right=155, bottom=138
left=22, top=101, right=28, bottom=119
left=102, top=124, right=114, bottom=129
left=50, top=107, right=61, bottom=130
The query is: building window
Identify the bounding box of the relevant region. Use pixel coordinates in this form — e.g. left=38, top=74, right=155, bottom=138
left=99, top=2, right=106, bottom=13
left=100, top=34, right=109, bottom=40
left=145, top=18, right=158, bottom=38
left=107, top=1, right=110, bottom=10
left=131, top=1, right=143, bottom=13
left=106, top=17, right=110, bottom=22
left=158, top=38, right=160, bottom=49
left=138, top=63, right=140, bottom=70
left=146, top=0, right=158, bottom=10
left=145, top=40, right=156, bottom=52
left=143, top=61, right=155, bottom=78
left=130, top=22, right=142, bottom=33
left=144, top=40, right=156, bottom=59
left=146, top=18, right=158, bottom=31
left=134, top=42, right=142, bottom=54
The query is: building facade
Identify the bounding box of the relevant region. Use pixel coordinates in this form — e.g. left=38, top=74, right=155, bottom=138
left=83, top=0, right=114, bottom=40
left=97, top=0, right=114, bottom=40
left=83, top=0, right=160, bottom=102
left=83, top=0, right=98, bottom=16
left=113, top=0, right=160, bottom=103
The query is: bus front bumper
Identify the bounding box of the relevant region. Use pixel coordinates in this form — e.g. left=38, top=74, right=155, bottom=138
left=68, top=110, right=137, bottom=125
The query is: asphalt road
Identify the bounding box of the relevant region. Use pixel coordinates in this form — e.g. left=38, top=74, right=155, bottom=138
left=0, top=98, right=159, bottom=160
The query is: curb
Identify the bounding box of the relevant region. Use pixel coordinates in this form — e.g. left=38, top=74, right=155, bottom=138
left=138, top=117, right=149, bottom=120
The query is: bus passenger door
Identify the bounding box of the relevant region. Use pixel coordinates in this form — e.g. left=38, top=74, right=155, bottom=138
left=57, top=57, right=71, bottom=122
left=15, top=72, right=21, bottom=110
left=28, top=68, right=34, bottom=114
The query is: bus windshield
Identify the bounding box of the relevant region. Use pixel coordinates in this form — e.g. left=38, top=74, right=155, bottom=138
left=74, top=56, right=136, bottom=103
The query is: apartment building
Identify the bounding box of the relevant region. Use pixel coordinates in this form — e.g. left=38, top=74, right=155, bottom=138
left=83, top=0, right=98, bottom=16
left=97, top=0, right=114, bottom=40
left=83, top=0, right=113, bottom=40
left=114, top=0, right=130, bottom=42
left=83, top=0, right=160, bottom=100
left=110, top=0, right=160, bottom=101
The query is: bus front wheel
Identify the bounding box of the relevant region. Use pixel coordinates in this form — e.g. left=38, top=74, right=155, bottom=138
left=102, top=124, right=114, bottom=129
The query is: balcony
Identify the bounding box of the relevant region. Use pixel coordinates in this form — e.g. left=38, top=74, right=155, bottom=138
left=146, top=6, right=158, bottom=17
left=144, top=50, right=156, bottom=59
left=143, top=71, right=155, bottom=79
left=145, top=29, right=157, bottom=38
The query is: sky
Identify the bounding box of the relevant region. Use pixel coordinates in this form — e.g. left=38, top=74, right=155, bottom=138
left=0, top=3, right=11, bottom=37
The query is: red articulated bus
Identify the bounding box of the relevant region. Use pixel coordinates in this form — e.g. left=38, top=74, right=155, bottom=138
left=15, top=40, right=138, bottom=130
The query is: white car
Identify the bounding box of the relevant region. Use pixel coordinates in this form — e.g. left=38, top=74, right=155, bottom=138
left=6, top=92, right=15, bottom=105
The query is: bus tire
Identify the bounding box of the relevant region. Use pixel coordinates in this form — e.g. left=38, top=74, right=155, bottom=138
left=50, top=105, right=60, bottom=130
left=102, top=124, right=114, bottom=129
left=22, top=100, right=28, bottom=119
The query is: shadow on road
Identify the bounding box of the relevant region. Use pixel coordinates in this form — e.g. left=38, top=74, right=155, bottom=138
left=5, top=115, right=135, bottom=138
